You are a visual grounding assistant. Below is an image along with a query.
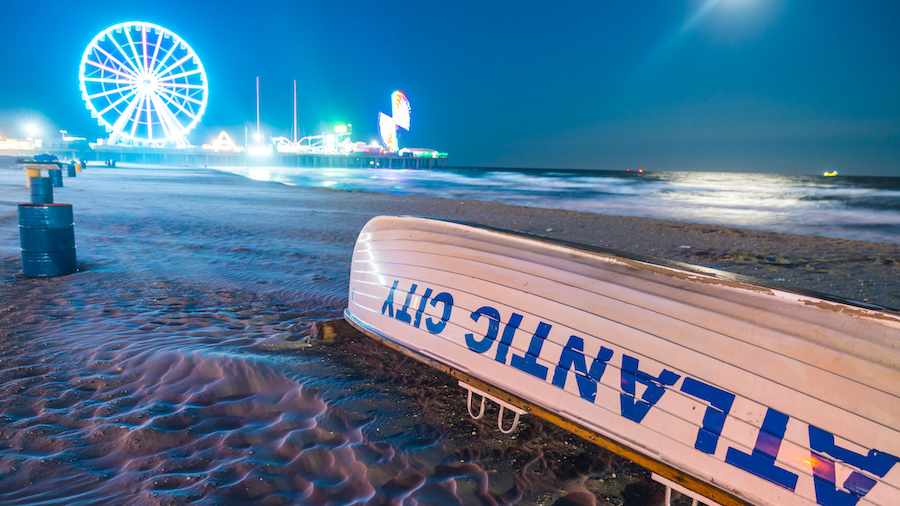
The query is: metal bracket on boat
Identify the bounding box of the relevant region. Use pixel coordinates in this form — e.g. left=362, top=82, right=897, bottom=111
left=651, top=473, right=723, bottom=506
left=459, top=381, right=528, bottom=434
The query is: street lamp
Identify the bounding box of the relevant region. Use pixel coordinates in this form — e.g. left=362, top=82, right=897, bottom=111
left=25, top=125, right=40, bottom=149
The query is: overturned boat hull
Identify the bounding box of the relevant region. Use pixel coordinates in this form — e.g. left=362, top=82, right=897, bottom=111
left=344, top=216, right=900, bottom=506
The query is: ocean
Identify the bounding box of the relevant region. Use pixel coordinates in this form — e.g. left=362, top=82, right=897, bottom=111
left=219, top=166, right=900, bottom=245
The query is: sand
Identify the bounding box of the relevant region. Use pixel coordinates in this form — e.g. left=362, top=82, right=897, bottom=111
left=1, top=161, right=898, bottom=506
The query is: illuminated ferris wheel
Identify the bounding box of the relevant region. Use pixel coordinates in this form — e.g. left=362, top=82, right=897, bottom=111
left=78, top=22, right=208, bottom=147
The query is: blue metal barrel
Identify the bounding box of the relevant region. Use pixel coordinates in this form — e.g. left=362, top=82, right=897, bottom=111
left=18, top=203, right=77, bottom=277
left=48, top=167, right=63, bottom=187
left=29, top=177, right=53, bottom=204
left=67, top=163, right=76, bottom=177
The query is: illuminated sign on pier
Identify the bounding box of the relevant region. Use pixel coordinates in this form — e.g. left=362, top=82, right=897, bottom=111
left=379, top=91, right=411, bottom=152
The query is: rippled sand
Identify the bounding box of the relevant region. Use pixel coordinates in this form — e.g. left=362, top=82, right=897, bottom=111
left=1, top=161, right=897, bottom=505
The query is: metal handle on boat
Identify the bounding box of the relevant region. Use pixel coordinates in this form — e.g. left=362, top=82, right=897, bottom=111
left=664, top=486, right=699, bottom=506
left=651, top=473, right=717, bottom=506
left=497, top=406, right=522, bottom=434
left=459, top=381, right=527, bottom=434
left=466, top=388, right=486, bottom=420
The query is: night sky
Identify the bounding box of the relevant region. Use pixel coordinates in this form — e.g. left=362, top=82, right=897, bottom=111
left=1, top=0, right=898, bottom=175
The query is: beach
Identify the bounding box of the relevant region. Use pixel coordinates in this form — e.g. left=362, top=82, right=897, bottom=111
left=1, top=161, right=898, bottom=506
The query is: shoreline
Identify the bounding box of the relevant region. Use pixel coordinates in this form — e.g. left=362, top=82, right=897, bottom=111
left=212, top=163, right=900, bottom=246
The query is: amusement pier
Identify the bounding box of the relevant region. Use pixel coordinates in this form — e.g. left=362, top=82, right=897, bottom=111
left=8, top=142, right=449, bottom=170
left=0, top=22, right=447, bottom=169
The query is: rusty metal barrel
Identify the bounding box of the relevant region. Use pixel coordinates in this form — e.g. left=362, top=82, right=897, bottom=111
left=18, top=203, right=77, bottom=277
left=29, top=177, right=53, bottom=204
left=48, top=166, right=63, bottom=187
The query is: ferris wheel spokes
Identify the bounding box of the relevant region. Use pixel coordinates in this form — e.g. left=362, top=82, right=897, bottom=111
left=128, top=96, right=142, bottom=138
left=97, top=89, right=138, bottom=117
left=82, top=76, right=133, bottom=85
left=147, top=30, right=164, bottom=74
left=158, top=82, right=205, bottom=90
left=92, top=45, right=139, bottom=78
left=156, top=90, right=199, bottom=122
left=155, top=59, right=199, bottom=81
left=123, top=29, right=142, bottom=71
left=139, top=28, right=149, bottom=71
left=148, top=94, right=173, bottom=139
left=137, top=93, right=152, bottom=138
left=80, top=21, right=207, bottom=146
left=156, top=88, right=202, bottom=108
left=87, top=85, right=137, bottom=102
left=83, top=59, right=135, bottom=80
left=149, top=93, right=188, bottom=145
left=151, top=42, right=180, bottom=77
left=159, top=88, right=203, bottom=108
left=107, top=90, right=143, bottom=144
left=107, top=36, right=142, bottom=76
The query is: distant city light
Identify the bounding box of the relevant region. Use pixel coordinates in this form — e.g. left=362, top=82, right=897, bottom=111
left=248, top=145, right=272, bottom=156
left=202, top=131, right=244, bottom=152
left=0, top=137, right=33, bottom=150
left=398, top=148, right=440, bottom=158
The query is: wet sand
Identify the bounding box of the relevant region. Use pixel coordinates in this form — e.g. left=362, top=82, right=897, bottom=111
left=1, top=161, right=898, bottom=506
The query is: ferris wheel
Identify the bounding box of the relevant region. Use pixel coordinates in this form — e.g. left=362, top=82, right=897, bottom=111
left=79, top=22, right=208, bottom=147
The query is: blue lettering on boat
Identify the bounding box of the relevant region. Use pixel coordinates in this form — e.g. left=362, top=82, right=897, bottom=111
left=551, top=336, right=613, bottom=403
left=619, top=355, right=680, bottom=423
left=413, top=288, right=434, bottom=328
left=465, top=306, right=501, bottom=352
left=808, top=425, right=898, bottom=506
left=426, top=292, right=453, bottom=334
left=395, top=283, right=418, bottom=324
left=679, top=377, right=735, bottom=455
left=495, top=312, right=523, bottom=364
left=726, top=408, right=799, bottom=491
left=510, top=321, right=551, bottom=380
left=379, top=279, right=897, bottom=505
left=381, top=280, right=452, bottom=335
left=381, top=280, right=400, bottom=318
